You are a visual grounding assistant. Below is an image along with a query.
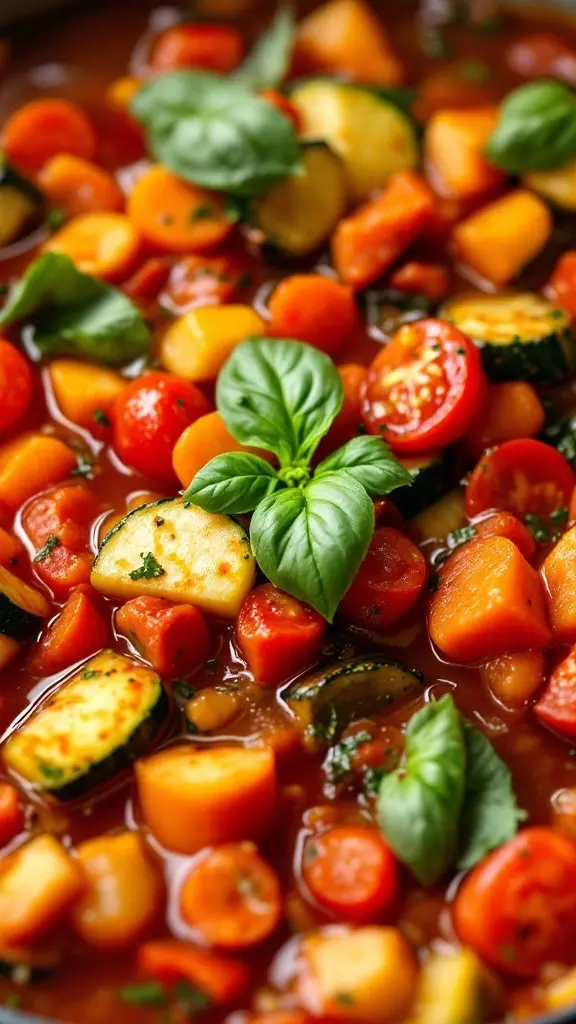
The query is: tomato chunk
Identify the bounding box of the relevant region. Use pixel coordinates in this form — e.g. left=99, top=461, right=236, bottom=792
left=362, top=319, right=486, bottom=454
left=339, top=527, right=427, bottom=629
left=23, top=485, right=98, bottom=598
left=302, top=827, right=399, bottom=921
left=546, top=251, right=576, bottom=320
left=535, top=644, right=576, bottom=739
left=465, top=439, right=576, bottom=522
left=149, top=23, right=244, bottom=73
left=454, top=828, right=576, bottom=976
left=115, top=596, right=210, bottom=676
left=236, top=584, right=326, bottom=686
left=29, top=587, right=109, bottom=676
left=0, top=340, right=32, bottom=436
left=472, top=511, right=537, bottom=562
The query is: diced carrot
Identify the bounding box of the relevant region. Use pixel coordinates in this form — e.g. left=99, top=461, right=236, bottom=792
left=173, top=411, right=273, bottom=488
left=43, top=212, right=141, bottom=280
left=541, top=526, right=576, bottom=643
left=302, top=827, right=399, bottom=922
left=23, top=484, right=97, bottom=597
left=546, top=251, right=576, bottom=320
left=106, top=76, right=142, bottom=113
left=388, top=261, right=450, bottom=302
left=259, top=89, right=301, bottom=130
left=0, top=434, right=76, bottom=511
left=0, top=835, right=84, bottom=946
left=332, top=172, right=435, bottom=289
left=127, top=165, right=234, bottom=253
left=453, top=189, right=552, bottom=286
left=480, top=649, right=546, bottom=709
left=179, top=842, right=282, bottom=949
left=0, top=784, right=23, bottom=849
left=2, top=98, right=96, bottom=173
left=297, top=0, right=404, bottom=84
left=315, top=363, right=367, bottom=459
left=0, top=527, right=23, bottom=567
left=47, top=360, right=125, bottom=437
left=135, top=744, right=277, bottom=854
left=268, top=274, right=358, bottom=356
left=429, top=535, right=551, bottom=663
left=115, top=596, right=210, bottom=676
left=39, top=153, right=123, bottom=218
left=149, top=23, right=244, bottom=74
left=424, top=107, right=505, bottom=201
left=122, top=257, right=171, bottom=307
left=160, top=305, right=265, bottom=383
left=137, top=940, right=249, bottom=1004
left=464, top=381, right=545, bottom=458
left=28, top=587, right=109, bottom=677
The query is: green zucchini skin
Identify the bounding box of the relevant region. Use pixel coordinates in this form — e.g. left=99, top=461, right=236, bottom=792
left=393, top=452, right=451, bottom=519
left=0, top=161, right=44, bottom=248
left=0, top=567, right=50, bottom=641
left=0, top=594, right=41, bottom=641
left=440, top=293, right=574, bottom=383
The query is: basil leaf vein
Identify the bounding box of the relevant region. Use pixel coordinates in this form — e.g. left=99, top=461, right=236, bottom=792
left=486, top=79, right=576, bottom=173
left=316, top=435, right=413, bottom=497
left=217, top=337, right=343, bottom=465
left=233, top=8, right=296, bottom=91
left=250, top=471, right=374, bottom=620
left=184, top=453, right=281, bottom=514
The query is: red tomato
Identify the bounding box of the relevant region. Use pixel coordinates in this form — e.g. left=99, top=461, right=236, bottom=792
left=112, top=372, right=212, bottom=483
left=236, top=583, right=326, bottom=686
left=0, top=340, right=32, bottom=435
left=302, top=827, right=399, bottom=921
left=160, top=253, right=251, bottom=314
left=454, top=828, right=576, bottom=976
left=465, top=439, right=576, bottom=521
left=506, top=32, right=576, bottom=85
left=339, top=527, right=427, bottom=629
left=23, top=485, right=97, bottom=598
left=535, top=644, right=576, bottom=739
left=361, top=319, right=486, bottom=454
left=122, top=258, right=171, bottom=307
left=472, top=511, right=537, bottom=562
left=149, top=23, right=244, bottom=73
left=546, top=251, right=576, bottom=320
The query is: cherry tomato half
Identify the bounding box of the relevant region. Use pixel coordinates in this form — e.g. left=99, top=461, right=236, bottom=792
left=361, top=319, right=486, bottom=454
left=339, top=527, right=427, bottom=629
left=454, top=827, right=576, bottom=976
left=465, top=439, right=576, bottom=521
left=112, top=372, right=212, bottom=484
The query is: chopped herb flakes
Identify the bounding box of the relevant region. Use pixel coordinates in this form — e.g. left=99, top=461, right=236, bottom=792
left=524, top=510, right=567, bottom=544
left=71, top=451, right=94, bottom=478
left=189, top=203, right=214, bottom=222
left=172, top=679, right=196, bottom=699
left=93, top=408, right=111, bottom=427
left=120, top=982, right=167, bottom=1007
left=129, top=552, right=165, bottom=581
left=34, top=534, right=61, bottom=562
left=325, top=730, right=373, bottom=783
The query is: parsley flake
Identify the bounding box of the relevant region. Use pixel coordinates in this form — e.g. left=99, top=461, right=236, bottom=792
left=34, top=534, right=61, bottom=562
left=129, top=552, right=165, bottom=580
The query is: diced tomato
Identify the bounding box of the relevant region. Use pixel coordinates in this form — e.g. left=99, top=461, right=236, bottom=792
left=137, top=940, right=249, bottom=1004
left=29, top=586, right=109, bottom=676
left=454, top=828, right=576, bottom=976
left=112, top=372, right=212, bottom=484
left=23, top=485, right=98, bottom=598
left=115, top=596, right=210, bottom=676
left=546, top=251, right=576, bottom=320
left=506, top=33, right=576, bottom=85
left=236, top=584, right=326, bottom=686
left=465, top=439, right=576, bottom=522
left=339, top=527, right=427, bottom=629
left=159, top=253, right=251, bottom=314
left=149, top=23, right=244, bottom=73
left=122, top=258, right=171, bottom=307
left=0, top=784, right=23, bottom=848
left=535, top=644, right=576, bottom=738
left=388, top=261, right=449, bottom=302
left=302, top=827, right=399, bottom=921
left=361, top=319, right=486, bottom=454
left=472, top=511, right=537, bottom=562
left=0, top=340, right=32, bottom=436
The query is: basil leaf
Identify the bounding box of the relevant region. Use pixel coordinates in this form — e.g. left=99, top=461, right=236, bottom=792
left=217, top=338, right=343, bottom=466
left=131, top=70, right=301, bottom=197
left=377, top=695, right=466, bottom=886
left=0, top=253, right=150, bottom=365
left=457, top=722, right=525, bottom=871
left=184, top=453, right=281, bottom=514
left=315, top=435, right=412, bottom=497
left=234, top=8, right=295, bottom=90
left=250, top=471, right=374, bottom=620
left=486, top=80, right=576, bottom=173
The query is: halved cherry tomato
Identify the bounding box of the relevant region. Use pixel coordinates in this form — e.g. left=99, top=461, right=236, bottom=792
left=472, top=511, right=537, bottom=562
left=465, top=439, right=576, bottom=522
left=159, top=252, right=251, bottom=314
left=454, top=828, right=576, bottom=976
left=361, top=320, right=486, bottom=453
left=535, top=643, right=576, bottom=738
left=302, top=827, right=399, bottom=921
left=236, top=583, right=326, bottom=686
left=149, top=23, right=244, bottom=74
left=339, top=527, right=427, bottom=629
left=112, top=372, right=212, bottom=483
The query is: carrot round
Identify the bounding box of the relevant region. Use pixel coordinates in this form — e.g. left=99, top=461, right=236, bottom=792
left=137, top=940, right=249, bottom=1005
left=115, top=595, right=210, bottom=676
left=38, top=154, right=123, bottom=217
left=28, top=587, right=109, bottom=677
left=2, top=98, right=96, bottom=172
left=268, top=274, right=358, bottom=355
left=44, top=212, right=141, bottom=280
left=464, top=381, right=545, bottom=458
left=302, top=827, right=399, bottom=921
left=172, top=411, right=273, bottom=488
left=127, top=165, right=234, bottom=253
left=179, top=842, right=282, bottom=949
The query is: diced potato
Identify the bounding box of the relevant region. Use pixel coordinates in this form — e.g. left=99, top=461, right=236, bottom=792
left=160, top=305, right=265, bottom=382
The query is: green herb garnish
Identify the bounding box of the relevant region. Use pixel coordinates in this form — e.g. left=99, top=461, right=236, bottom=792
left=487, top=80, right=576, bottom=174
left=93, top=408, right=111, bottom=427
left=34, top=534, right=61, bottom=562
left=129, top=552, right=166, bottom=581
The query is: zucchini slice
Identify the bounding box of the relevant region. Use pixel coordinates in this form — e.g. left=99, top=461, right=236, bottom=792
left=91, top=498, right=255, bottom=619
left=253, top=141, right=346, bottom=255
left=0, top=162, right=43, bottom=248
left=290, top=80, right=419, bottom=201
left=524, top=158, right=576, bottom=211
left=284, top=655, right=423, bottom=739
left=410, top=949, right=491, bottom=1024
left=409, top=489, right=466, bottom=545
left=0, top=565, right=50, bottom=640
left=393, top=452, right=451, bottom=519
left=440, top=293, right=574, bottom=383
left=3, top=650, right=167, bottom=800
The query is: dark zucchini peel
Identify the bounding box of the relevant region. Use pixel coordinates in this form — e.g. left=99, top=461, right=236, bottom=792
left=0, top=161, right=44, bottom=248
left=393, top=451, right=451, bottom=519
left=0, top=565, right=50, bottom=640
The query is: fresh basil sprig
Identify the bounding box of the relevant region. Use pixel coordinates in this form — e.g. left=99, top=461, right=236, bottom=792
left=0, top=253, right=151, bottom=365
left=131, top=70, right=301, bottom=197
left=184, top=337, right=412, bottom=620
left=233, top=8, right=296, bottom=91
left=377, top=694, right=524, bottom=885
left=486, top=79, right=576, bottom=173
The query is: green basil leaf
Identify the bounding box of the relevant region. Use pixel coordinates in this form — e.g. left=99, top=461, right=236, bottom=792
left=377, top=695, right=466, bottom=886
left=234, top=8, right=295, bottom=91
left=184, top=453, right=281, bottom=514
left=131, top=70, right=302, bottom=197
left=250, top=471, right=374, bottom=620
left=486, top=79, right=576, bottom=173
left=217, top=338, right=343, bottom=466
left=457, top=722, right=525, bottom=871
left=0, top=253, right=150, bottom=365
left=315, top=435, right=412, bottom=497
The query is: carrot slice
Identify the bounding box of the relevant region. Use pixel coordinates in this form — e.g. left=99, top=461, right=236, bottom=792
left=44, top=212, right=141, bottom=280
left=115, top=596, right=210, bottom=676
left=172, top=411, right=273, bottom=488
left=2, top=98, right=96, bottom=172
left=29, top=587, right=109, bottom=677
left=47, top=359, right=125, bottom=436
left=137, top=940, right=249, bottom=1004
left=127, top=165, right=234, bottom=253
left=302, top=827, right=399, bottom=921
left=0, top=434, right=76, bottom=511
left=38, top=154, right=123, bottom=217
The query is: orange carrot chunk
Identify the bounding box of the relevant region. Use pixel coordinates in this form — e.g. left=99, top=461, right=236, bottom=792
left=127, top=165, right=234, bottom=253
left=115, top=596, right=210, bottom=676
left=0, top=835, right=84, bottom=946
left=172, top=411, right=273, bottom=489
left=424, top=107, right=505, bottom=200
left=137, top=940, right=249, bottom=1005
left=453, top=189, right=552, bottom=286
left=541, top=526, right=576, bottom=643
left=44, top=212, right=141, bottom=280
left=2, top=98, right=96, bottom=172
left=429, top=535, right=551, bottom=663
left=47, top=359, right=125, bottom=437
left=464, top=381, right=545, bottom=458
left=38, top=154, right=123, bottom=217
left=297, top=0, right=404, bottom=84
left=0, top=434, right=77, bottom=511
left=302, top=827, right=399, bottom=922
left=268, top=274, right=358, bottom=356
left=29, top=587, right=109, bottom=677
